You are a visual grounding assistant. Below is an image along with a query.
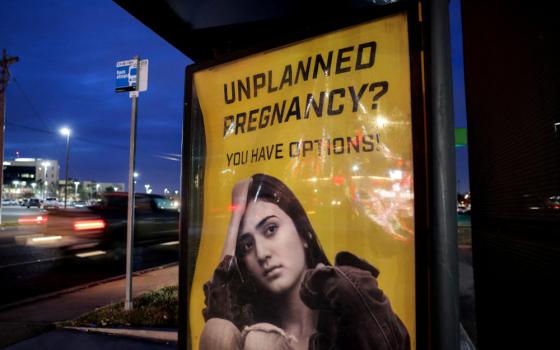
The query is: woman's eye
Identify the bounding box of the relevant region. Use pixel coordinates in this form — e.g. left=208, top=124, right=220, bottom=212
left=236, top=235, right=254, bottom=257
left=244, top=240, right=253, bottom=251
left=264, top=224, right=278, bottom=236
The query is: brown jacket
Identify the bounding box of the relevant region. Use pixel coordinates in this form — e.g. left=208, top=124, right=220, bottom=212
left=203, top=252, right=410, bottom=350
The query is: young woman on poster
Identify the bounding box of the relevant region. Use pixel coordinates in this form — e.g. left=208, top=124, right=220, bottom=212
left=200, top=173, right=410, bottom=350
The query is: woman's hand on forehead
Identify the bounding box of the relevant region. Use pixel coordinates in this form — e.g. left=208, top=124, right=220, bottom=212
left=221, top=178, right=253, bottom=260
left=231, top=178, right=252, bottom=211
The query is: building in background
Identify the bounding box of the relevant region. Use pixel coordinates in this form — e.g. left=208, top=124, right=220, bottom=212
left=57, top=180, right=125, bottom=203
left=2, top=158, right=59, bottom=200
left=2, top=158, right=125, bottom=203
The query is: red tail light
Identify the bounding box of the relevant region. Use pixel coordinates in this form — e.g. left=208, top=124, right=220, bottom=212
left=74, top=219, right=106, bottom=231
left=18, top=216, right=48, bottom=224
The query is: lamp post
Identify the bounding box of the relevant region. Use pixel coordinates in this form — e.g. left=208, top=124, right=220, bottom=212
left=73, top=181, right=80, bottom=197
left=41, top=162, right=51, bottom=200
left=60, top=127, right=71, bottom=208
left=12, top=180, right=19, bottom=195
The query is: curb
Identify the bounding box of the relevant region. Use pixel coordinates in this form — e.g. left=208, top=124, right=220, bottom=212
left=63, top=326, right=178, bottom=344
left=0, top=262, right=178, bottom=312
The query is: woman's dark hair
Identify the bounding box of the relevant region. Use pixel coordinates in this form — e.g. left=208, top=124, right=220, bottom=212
left=237, top=173, right=330, bottom=267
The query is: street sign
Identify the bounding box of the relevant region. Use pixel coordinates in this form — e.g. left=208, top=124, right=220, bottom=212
left=116, top=59, right=137, bottom=92
left=115, top=59, right=148, bottom=93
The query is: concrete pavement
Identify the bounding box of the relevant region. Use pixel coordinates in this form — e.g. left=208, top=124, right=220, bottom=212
left=0, top=263, right=178, bottom=349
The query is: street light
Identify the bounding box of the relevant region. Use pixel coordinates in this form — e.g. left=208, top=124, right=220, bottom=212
left=73, top=181, right=80, bottom=197
left=31, top=182, right=36, bottom=196
left=144, top=184, right=150, bottom=194
left=60, top=127, right=71, bottom=208
left=12, top=181, right=20, bottom=195
left=41, top=162, right=51, bottom=200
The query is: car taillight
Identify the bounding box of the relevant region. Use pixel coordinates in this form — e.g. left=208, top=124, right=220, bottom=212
left=18, top=216, right=48, bottom=224
left=73, top=219, right=106, bottom=231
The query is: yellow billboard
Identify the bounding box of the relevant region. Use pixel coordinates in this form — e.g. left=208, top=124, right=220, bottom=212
left=188, top=12, right=415, bottom=350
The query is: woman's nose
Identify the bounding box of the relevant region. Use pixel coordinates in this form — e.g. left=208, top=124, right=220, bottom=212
left=254, top=237, right=272, bottom=264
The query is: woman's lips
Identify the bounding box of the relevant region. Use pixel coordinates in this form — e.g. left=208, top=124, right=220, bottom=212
left=263, top=265, right=282, bottom=277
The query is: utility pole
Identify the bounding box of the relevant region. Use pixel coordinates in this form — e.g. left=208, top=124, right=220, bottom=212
left=0, top=49, right=19, bottom=227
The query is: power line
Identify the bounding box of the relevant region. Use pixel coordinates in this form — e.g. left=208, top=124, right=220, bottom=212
left=10, top=74, right=51, bottom=131
left=6, top=121, right=127, bottom=150
left=6, top=121, right=180, bottom=161
left=6, top=121, right=54, bottom=135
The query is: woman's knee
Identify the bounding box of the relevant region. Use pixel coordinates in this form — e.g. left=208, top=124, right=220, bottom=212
left=200, top=318, right=241, bottom=350
left=242, top=323, right=295, bottom=350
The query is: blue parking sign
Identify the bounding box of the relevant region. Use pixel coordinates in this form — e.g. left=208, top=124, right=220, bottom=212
left=115, top=59, right=137, bottom=92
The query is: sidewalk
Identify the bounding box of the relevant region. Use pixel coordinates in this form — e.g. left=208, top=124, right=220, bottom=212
left=0, top=263, right=179, bottom=349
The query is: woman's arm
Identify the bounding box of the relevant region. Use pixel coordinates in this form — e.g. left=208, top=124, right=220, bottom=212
left=220, top=178, right=251, bottom=261
left=202, top=178, right=254, bottom=328
left=300, top=252, right=410, bottom=350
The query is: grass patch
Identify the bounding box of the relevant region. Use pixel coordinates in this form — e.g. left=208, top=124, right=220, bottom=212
left=60, top=285, right=178, bottom=328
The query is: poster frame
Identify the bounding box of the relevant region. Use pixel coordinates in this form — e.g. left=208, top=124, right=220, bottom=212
left=178, top=2, right=430, bottom=349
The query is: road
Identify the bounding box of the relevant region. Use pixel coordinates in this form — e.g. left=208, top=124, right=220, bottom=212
left=0, top=206, right=178, bottom=308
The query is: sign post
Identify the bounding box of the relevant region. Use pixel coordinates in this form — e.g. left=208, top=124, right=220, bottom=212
left=115, top=56, right=148, bottom=310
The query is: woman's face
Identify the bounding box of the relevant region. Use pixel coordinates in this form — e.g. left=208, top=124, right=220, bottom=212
left=238, top=200, right=307, bottom=295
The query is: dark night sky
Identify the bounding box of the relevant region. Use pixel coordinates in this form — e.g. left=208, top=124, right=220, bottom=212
left=1, top=1, right=191, bottom=194
left=1, top=0, right=469, bottom=195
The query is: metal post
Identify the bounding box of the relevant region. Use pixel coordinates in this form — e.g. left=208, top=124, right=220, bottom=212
left=125, top=56, right=140, bottom=311
left=429, top=0, right=460, bottom=349
left=0, top=49, right=19, bottom=227
left=63, top=133, right=70, bottom=208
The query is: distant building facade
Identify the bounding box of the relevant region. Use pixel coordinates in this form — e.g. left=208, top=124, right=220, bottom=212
left=57, top=180, right=125, bottom=202
left=2, top=158, right=124, bottom=201
left=2, top=158, right=59, bottom=199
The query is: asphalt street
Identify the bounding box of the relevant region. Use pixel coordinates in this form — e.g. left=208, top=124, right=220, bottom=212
left=0, top=206, right=179, bottom=308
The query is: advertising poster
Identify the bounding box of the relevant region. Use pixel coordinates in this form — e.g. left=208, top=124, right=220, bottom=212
left=187, top=12, right=416, bottom=350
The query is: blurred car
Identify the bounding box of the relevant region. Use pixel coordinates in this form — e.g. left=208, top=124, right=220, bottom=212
left=1, top=199, right=16, bottom=206
left=26, top=198, right=41, bottom=208
left=457, top=203, right=471, bottom=214
left=545, top=195, right=560, bottom=210
left=43, top=197, right=60, bottom=210
left=43, top=192, right=178, bottom=249
left=73, top=201, right=87, bottom=208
